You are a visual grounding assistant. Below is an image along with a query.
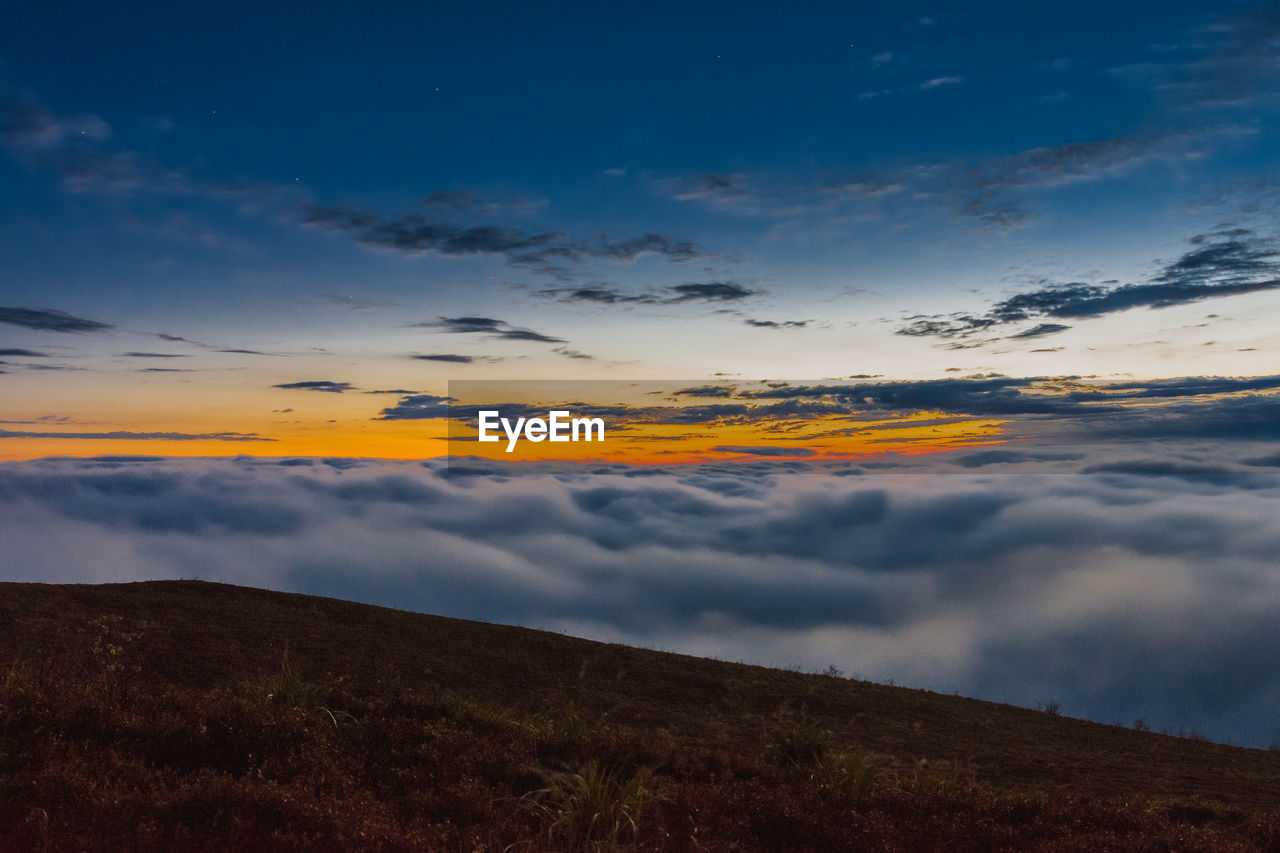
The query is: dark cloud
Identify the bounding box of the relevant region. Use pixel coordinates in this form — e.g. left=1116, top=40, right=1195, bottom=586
left=376, top=394, right=453, bottom=420
left=0, top=429, right=268, bottom=441
left=0, top=348, right=48, bottom=357
left=303, top=204, right=556, bottom=256
left=590, top=233, right=704, bottom=263
left=301, top=201, right=710, bottom=279
left=1080, top=459, right=1266, bottom=486
left=1008, top=323, right=1071, bottom=339
left=418, top=316, right=566, bottom=344
left=538, top=281, right=761, bottom=306
left=412, top=354, right=476, bottom=364
left=272, top=380, right=354, bottom=393
left=735, top=375, right=1280, bottom=434
left=951, top=450, right=1028, bottom=467
left=431, top=375, right=1280, bottom=443
left=553, top=347, right=594, bottom=360
left=1244, top=452, right=1280, bottom=468
left=122, top=351, right=189, bottom=358
left=713, top=445, right=818, bottom=457
left=744, top=318, right=808, bottom=329
left=0, top=306, right=114, bottom=333
left=1076, top=393, right=1280, bottom=442
left=673, top=385, right=737, bottom=398
left=898, top=230, right=1280, bottom=341
left=669, top=282, right=756, bottom=302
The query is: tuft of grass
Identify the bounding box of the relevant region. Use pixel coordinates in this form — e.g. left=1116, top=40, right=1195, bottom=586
left=812, top=748, right=882, bottom=798
left=765, top=715, right=829, bottom=768
left=244, top=647, right=315, bottom=709
left=526, top=762, right=648, bottom=852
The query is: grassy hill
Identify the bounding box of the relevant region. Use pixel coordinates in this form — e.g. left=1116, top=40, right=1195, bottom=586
left=2, top=580, right=1279, bottom=851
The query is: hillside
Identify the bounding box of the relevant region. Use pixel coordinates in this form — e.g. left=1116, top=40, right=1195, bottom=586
left=1, top=580, right=1279, bottom=851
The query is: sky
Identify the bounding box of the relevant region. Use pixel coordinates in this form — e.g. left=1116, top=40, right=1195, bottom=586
left=1, top=0, right=1277, bottom=458
left=3, top=1, right=1280, bottom=743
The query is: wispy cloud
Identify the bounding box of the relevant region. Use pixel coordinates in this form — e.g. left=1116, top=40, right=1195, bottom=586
left=272, top=380, right=355, bottom=393
left=659, top=126, right=1248, bottom=231
left=418, top=316, right=567, bottom=344
left=411, top=354, right=483, bottom=364
left=0, top=429, right=269, bottom=441
left=857, top=74, right=965, bottom=101
left=376, top=394, right=453, bottom=420
left=0, top=307, right=114, bottom=333
left=538, top=281, right=761, bottom=306
left=897, top=229, right=1280, bottom=342
left=300, top=201, right=711, bottom=280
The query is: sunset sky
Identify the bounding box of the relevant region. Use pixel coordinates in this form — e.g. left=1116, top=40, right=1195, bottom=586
left=1, top=0, right=1277, bottom=459
left=4, top=1, right=1280, bottom=745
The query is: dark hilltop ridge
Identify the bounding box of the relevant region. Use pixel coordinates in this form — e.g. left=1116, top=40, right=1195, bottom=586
left=2, top=580, right=1280, bottom=851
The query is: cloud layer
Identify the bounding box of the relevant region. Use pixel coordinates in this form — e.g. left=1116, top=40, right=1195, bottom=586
left=5, top=452, right=1280, bottom=745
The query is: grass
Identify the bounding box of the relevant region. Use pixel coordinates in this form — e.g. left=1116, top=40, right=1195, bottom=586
left=1, top=579, right=1280, bottom=850
left=526, top=763, right=649, bottom=852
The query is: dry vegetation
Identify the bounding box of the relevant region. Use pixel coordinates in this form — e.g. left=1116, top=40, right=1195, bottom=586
left=2, top=580, right=1280, bottom=851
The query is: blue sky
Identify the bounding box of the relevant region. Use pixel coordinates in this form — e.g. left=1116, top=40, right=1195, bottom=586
left=1, top=0, right=1276, bottom=414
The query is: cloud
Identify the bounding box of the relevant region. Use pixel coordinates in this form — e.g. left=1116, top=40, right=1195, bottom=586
left=6, top=456, right=1280, bottom=746
left=376, top=394, right=454, bottom=420
left=669, top=282, right=756, bottom=302
left=122, top=351, right=189, bottom=358
left=419, top=316, right=566, bottom=344
left=423, top=375, right=1280, bottom=444
left=553, top=347, right=594, bottom=360
left=0, top=348, right=48, bottom=357
left=0, top=306, right=114, bottom=333
left=661, top=124, right=1241, bottom=231
left=7, top=88, right=704, bottom=279
left=744, top=318, right=808, bottom=329
left=1110, top=7, right=1280, bottom=112
left=300, top=200, right=711, bottom=279
left=857, top=74, right=966, bottom=101
left=919, top=76, right=964, bottom=90
left=898, top=229, right=1280, bottom=341
left=712, top=445, right=818, bottom=457
left=1008, top=323, right=1071, bottom=339
left=411, top=354, right=478, bottom=364
left=732, top=375, right=1280, bottom=436
left=537, top=281, right=761, bottom=306
left=673, top=385, right=736, bottom=398
left=0, top=429, right=269, bottom=441
left=272, top=380, right=354, bottom=393
left=0, top=88, right=110, bottom=149
left=656, top=173, right=759, bottom=213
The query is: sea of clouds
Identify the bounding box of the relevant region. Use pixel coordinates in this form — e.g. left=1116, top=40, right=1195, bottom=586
left=4, top=446, right=1280, bottom=745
